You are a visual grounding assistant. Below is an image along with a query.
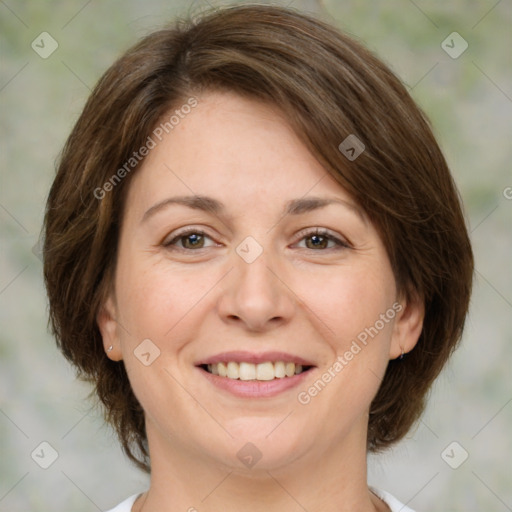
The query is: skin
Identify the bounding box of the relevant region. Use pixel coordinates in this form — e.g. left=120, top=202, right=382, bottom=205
left=98, top=91, right=424, bottom=512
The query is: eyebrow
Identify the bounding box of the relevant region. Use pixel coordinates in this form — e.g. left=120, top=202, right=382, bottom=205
left=142, top=195, right=224, bottom=223
left=141, top=195, right=366, bottom=224
left=284, top=196, right=366, bottom=224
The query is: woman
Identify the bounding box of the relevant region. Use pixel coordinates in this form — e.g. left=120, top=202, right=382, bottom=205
left=43, top=5, right=473, bottom=511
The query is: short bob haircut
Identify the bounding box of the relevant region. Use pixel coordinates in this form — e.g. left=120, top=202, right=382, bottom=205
left=43, top=4, right=473, bottom=472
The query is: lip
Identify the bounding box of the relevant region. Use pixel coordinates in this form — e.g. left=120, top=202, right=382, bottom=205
left=196, top=364, right=314, bottom=398
left=195, top=350, right=316, bottom=366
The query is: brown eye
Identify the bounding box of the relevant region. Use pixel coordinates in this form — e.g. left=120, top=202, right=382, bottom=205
left=180, top=233, right=205, bottom=249
left=305, top=234, right=329, bottom=249
left=164, top=230, right=216, bottom=250
left=296, top=228, right=349, bottom=250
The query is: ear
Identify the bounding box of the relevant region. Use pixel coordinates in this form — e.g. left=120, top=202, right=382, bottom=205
left=389, top=293, right=424, bottom=360
left=97, top=294, right=123, bottom=361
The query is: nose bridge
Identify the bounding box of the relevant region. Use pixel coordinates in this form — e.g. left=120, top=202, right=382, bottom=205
left=218, top=236, right=294, bottom=330
left=237, top=247, right=275, bottom=293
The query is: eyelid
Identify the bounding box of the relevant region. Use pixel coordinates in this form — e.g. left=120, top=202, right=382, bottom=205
left=292, top=227, right=351, bottom=249
left=162, top=226, right=351, bottom=251
left=162, top=226, right=218, bottom=249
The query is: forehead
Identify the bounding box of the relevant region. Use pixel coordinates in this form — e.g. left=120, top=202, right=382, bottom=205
left=124, top=91, right=355, bottom=216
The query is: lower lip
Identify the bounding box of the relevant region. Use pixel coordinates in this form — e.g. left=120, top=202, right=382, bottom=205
left=197, top=367, right=314, bottom=398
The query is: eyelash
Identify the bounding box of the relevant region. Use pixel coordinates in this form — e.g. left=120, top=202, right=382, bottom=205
left=163, top=227, right=350, bottom=252
left=295, top=227, right=351, bottom=250
left=163, top=228, right=217, bottom=250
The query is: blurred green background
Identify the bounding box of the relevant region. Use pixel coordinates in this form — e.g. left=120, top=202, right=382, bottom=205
left=1, top=1, right=511, bottom=510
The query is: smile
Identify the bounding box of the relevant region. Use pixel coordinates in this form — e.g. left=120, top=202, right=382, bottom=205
left=202, top=361, right=313, bottom=381
left=195, top=351, right=316, bottom=398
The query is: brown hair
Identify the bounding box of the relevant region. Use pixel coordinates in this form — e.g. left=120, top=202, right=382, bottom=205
left=43, top=4, right=473, bottom=472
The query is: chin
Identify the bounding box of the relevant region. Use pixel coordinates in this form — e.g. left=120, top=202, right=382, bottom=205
left=212, top=419, right=311, bottom=472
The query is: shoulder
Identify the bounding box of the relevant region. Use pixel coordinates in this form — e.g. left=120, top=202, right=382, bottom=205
left=104, top=494, right=140, bottom=512
left=370, top=486, right=417, bottom=512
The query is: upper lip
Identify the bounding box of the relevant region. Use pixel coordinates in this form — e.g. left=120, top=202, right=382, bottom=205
left=195, top=351, right=316, bottom=367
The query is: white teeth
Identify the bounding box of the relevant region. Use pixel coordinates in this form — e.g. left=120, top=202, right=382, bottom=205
left=227, top=361, right=239, bottom=379
left=256, top=362, right=275, bottom=381
left=205, top=361, right=309, bottom=380
left=217, top=362, right=227, bottom=377
left=274, top=361, right=286, bottom=378
left=239, top=362, right=256, bottom=381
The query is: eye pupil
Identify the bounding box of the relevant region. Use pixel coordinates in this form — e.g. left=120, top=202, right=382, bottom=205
left=306, top=234, right=328, bottom=249
left=183, top=233, right=204, bottom=249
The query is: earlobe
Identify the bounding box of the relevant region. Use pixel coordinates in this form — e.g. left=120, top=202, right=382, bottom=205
left=97, top=295, right=123, bottom=361
left=389, top=294, right=424, bottom=360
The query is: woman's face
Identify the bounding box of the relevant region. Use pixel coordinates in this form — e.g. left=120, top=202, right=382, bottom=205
left=99, top=91, right=422, bottom=472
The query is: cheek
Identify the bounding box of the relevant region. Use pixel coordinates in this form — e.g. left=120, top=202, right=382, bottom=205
left=290, top=266, right=398, bottom=439
left=113, top=259, right=214, bottom=409
left=115, top=255, right=222, bottom=347
left=293, top=264, right=396, bottom=353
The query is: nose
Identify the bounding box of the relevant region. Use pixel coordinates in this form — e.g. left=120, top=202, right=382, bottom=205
left=216, top=248, right=295, bottom=333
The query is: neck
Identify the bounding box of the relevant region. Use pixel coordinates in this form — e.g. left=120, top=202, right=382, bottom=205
left=134, top=416, right=387, bottom=512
